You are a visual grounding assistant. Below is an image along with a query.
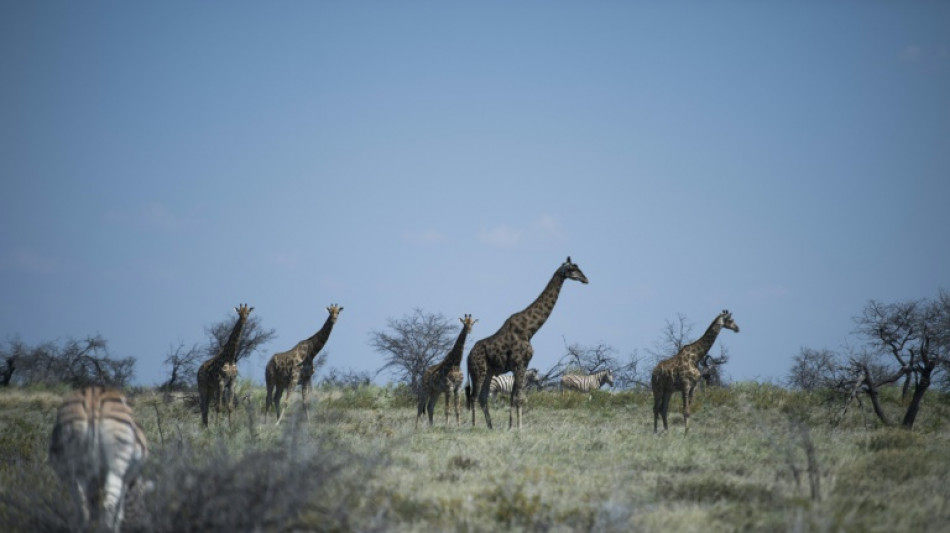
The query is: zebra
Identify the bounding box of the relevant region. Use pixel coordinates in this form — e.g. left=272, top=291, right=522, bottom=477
left=49, top=387, right=148, bottom=533
left=560, top=369, right=614, bottom=397
left=489, top=368, right=542, bottom=399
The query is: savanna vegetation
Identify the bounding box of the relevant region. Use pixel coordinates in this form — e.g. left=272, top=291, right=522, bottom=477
left=2, top=381, right=949, bottom=532
left=2, top=291, right=947, bottom=531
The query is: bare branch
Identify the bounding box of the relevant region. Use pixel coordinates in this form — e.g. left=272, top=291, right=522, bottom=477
left=205, top=314, right=276, bottom=364
left=369, top=309, right=458, bottom=393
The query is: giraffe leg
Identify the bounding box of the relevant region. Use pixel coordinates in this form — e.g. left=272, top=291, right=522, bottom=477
left=468, top=376, right=481, bottom=427
left=510, top=359, right=530, bottom=430
left=224, top=382, right=233, bottom=428
left=653, top=390, right=661, bottom=433
left=199, top=389, right=210, bottom=428
left=510, top=370, right=527, bottom=430
left=478, top=376, right=493, bottom=429
left=660, top=391, right=672, bottom=431
left=508, top=372, right=521, bottom=429
left=653, top=388, right=668, bottom=433
left=273, top=386, right=284, bottom=425
left=416, top=391, right=427, bottom=429
left=443, top=387, right=451, bottom=426
left=213, top=386, right=225, bottom=427
left=454, top=388, right=461, bottom=427
left=681, top=389, right=690, bottom=435
left=264, top=383, right=274, bottom=423
left=427, top=393, right=438, bottom=427
left=301, top=383, right=310, bottom=422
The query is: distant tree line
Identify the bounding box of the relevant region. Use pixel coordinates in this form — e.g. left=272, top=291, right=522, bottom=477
left=0, top=311, right=277, bottom=391
left=0, top=335, right=135, bottom=388
left=7, top=287, right=945, bottom=433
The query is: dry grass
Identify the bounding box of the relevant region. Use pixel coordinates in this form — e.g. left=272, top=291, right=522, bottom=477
left=2, top=383, right=949, bottom=532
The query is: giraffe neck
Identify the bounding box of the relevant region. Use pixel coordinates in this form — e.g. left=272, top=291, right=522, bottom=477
left=443, top=327, right=471, bottom=368
left=298, top=315, right=337, bottom=365
left=508, top=269, right=566, bottom=340
left=681, top=317, right=723, bottom=364
left=219, top=315, right=249, bottom=366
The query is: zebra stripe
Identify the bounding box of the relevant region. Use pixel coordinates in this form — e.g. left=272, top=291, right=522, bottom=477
left=49, top=387, right=148, bottom=533
left=560, top=369, right=614, bottom=393
left=489, top=369, right=540, bottom=397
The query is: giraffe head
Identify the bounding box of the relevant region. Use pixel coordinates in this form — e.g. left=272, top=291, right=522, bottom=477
left=326, top=304, right=344, bottom=323
left=235, top=303, right=254, bottom=320
left=558, top=256, right=589, bottom=284
left=459, top=314, right=478, bottom=333
left=718, top=310, right=740, bottom=333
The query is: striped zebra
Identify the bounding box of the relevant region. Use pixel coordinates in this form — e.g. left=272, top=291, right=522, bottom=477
left=49, top=387, right=148, bottom=533
left=489, top=368, right=541, bottom=398
left=560, top=369, right=614, bottom=395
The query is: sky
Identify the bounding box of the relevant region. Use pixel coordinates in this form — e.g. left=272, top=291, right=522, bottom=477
left=2, top=2, right=948, bottom=388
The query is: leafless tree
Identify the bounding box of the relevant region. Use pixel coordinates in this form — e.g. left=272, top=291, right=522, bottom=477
left=614, top=350, right=649, bottom=390
left=786, top=347, right=841, bottom=391
left=204, top=313, right=276, bottom=364
left=320, top=367, right=373, bottom=389
left=160, top=342, right=204, bottom=391
left=369, top=309, right=458, bottom=395
left=845, top=290, right=950, bottom=429
left=562, top=341, right=617, bottom=373
left=646, top=313, right=693, bottom=363
left=1, top=335, right=135, bottom=387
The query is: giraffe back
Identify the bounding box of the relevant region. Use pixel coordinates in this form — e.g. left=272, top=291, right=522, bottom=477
left=49, top=387, right=148, bottom=532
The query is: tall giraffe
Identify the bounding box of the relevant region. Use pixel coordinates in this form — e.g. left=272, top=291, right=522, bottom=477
left=417, top=314, right=478, bottom=428
left=467, top=257, right=588, bottom=429
left=265, top=304, right=343, bottom=424
left=652, top=309, right=739, bottom=434
left=196, top=304, right=253, bottom=427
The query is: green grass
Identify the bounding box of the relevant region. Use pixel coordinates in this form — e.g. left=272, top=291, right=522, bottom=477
left=2, top=383, right=949, bottom=532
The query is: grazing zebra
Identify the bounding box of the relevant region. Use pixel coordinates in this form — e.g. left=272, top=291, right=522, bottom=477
left=489, top=368, right=541, bottom=398
left=49, top=387, right=148, bottom=533
left=560, top=369, right=614, bottom=396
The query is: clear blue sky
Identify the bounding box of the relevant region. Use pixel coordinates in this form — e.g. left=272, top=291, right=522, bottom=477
left=2, top=2, right=948, bottom=387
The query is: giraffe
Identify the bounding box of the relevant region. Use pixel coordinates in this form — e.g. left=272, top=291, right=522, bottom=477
left=466, top=257, right=588, bottom=429
left=417, top=314, right=478, bottom=428
left=196, top=303, right=253, bottom=427
left=652, top=309, right=739, bottom=434
left=265, top=304, right=343, bottom=424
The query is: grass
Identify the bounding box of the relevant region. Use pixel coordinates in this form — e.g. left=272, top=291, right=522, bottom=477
left=2, top=382, right=950, bottom=532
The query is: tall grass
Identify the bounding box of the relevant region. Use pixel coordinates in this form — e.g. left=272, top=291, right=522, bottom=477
left=1, top=382, right=949, bottom=532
